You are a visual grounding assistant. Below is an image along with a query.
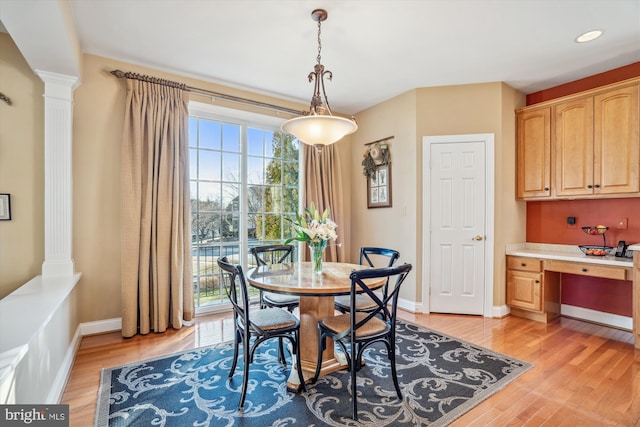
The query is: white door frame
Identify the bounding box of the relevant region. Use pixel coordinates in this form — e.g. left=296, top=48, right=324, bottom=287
left=422, top=134, right=495, bottom=317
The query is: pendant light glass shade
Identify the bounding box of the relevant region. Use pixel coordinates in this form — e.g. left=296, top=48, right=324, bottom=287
left=281, top=115, right=357, bottom=147
left=281, top=9, right=357, bottom=149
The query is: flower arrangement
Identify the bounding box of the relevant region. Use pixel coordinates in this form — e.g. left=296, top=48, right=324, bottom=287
left=285, top=202, right=337, bottom=273
left=285, top=202, right=338, bottom=245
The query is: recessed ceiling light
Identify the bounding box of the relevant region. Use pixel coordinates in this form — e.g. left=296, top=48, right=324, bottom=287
left=575, top=29, right=604, bottom=43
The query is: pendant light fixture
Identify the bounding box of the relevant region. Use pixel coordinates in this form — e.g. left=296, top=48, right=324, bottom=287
left=281, top=9, right=358, bottom=151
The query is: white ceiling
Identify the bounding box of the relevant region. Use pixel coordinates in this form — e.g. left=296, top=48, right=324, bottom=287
left=4, top=0, right=640, bottom=114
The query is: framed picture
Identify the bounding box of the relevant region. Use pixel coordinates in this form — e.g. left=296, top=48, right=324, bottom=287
left=367, top=163, right=392, bottom=208
left=0, top=194, right=11, bottom=220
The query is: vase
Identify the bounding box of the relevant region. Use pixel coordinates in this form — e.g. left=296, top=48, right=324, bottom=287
left=309, top=240, right=328, bottom=274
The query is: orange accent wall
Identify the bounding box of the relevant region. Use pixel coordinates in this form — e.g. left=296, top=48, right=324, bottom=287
left=527, top=198, right=639, bottom=318
left=526, top=198, right=640, bottom=245
left=526, top=62, right=640, bottom=105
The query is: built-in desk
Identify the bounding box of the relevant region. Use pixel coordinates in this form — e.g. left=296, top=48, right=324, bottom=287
left=506, top=243, right=638, bottom=349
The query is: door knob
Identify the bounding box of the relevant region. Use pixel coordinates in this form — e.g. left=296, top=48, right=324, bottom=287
left=472, top=235, right=484, bottom=241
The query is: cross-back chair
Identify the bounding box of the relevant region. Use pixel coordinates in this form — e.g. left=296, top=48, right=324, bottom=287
left=217, top=256, right=306, bottom=409
left=334, top=247, right=400, bottom=316
left=312, top=263, right=413, bottom=421
left=250, top=244, right=299, bottom=312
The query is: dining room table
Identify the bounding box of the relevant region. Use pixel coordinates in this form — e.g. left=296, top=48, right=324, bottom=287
left=246, top=261, right=386, bottom=391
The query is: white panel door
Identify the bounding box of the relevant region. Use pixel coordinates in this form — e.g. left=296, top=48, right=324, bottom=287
left=429, top=141, right=486, bottom=314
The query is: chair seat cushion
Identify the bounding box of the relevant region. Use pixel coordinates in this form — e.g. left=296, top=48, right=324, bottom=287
left=320, top=312, right=388, bottom=338
left=249, top=308, right=297, bottom=331
left=334, top=293, right=380, bottom=311
left=263, top=292, right=300, bottom=306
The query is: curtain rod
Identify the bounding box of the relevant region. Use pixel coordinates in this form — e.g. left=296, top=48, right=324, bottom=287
left=364, top=136, right=394, bottom=146
left=110, top=70, right=305, bottom=117
left=0, top=92, right=11, bottom=106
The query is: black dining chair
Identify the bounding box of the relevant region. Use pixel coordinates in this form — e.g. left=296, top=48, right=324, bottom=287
left=217, top=256, right=306, bottom=409
left=250, top=244, right=300, bottom=364
left=311, top=263, right=412, bottom=421
left=334, top=247, right=400, bottom=317
left=250, top=245, right=300, bottom=313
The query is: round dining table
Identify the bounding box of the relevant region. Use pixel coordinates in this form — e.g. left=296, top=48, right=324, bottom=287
left=246, top=261, right=386, bottom=390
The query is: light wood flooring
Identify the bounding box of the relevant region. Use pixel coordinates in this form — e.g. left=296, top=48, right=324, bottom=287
left=62, top=311, right=640, bottom=426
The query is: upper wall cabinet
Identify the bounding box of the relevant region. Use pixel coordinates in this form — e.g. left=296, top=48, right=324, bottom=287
left=517, top=107, right=551, bottom=199
left=516, top=79, right=640, bottom=200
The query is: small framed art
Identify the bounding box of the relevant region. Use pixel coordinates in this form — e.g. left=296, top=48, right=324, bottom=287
left=367, top=163, right=392, bottom=208
left=0, top=194, right=11, bottom=220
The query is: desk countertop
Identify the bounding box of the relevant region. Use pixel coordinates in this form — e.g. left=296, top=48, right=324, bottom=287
left=627, top=243, right=640, bottom=252
left=506, top=243, right=634, bottom=268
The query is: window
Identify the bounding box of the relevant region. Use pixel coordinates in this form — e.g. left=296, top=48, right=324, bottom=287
left=189, top=103, right=300, bottom=313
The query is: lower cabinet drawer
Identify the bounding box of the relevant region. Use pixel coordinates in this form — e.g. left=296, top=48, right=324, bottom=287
left=544, top=259, right=629, bottom=280
left=507, top=256, right=543, bottom=272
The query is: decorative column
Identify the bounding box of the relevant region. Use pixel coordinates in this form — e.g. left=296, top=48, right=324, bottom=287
left=36, top=71, right=79, bottom=277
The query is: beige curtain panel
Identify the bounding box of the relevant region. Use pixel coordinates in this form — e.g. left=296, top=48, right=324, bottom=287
left=120, top=79, right=194, bottom=338
left=303, top=144, right=346, bottom=263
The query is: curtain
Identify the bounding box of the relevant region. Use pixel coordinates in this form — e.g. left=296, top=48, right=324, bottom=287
left=120, top=79, right=194, bottom=338
left=303, top=144, right=346, bottom=262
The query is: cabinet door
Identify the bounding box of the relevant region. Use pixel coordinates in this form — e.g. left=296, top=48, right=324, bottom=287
left=594, top=85, right=640, bottom=195
left=554, top=97, right=594, bottom=197
left=507, top=270, right=542, bottom=311
left=516, top=108, right=551, bottom=199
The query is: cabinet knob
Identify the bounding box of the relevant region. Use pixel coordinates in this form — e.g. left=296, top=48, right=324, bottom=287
left=535, top=280, right=540, bottom=284
left=544, top=187, right=549, bottom=191
left=594, top=184, right=600, bottom=189
left=582, top=268, right=588, bottom=272
left=521, top=263, right=526, bottom=267
left=587, top=184, right=593, bottom=189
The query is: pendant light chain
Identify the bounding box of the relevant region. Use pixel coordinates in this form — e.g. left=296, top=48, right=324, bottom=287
left=316, top=19, right=322, bottom=65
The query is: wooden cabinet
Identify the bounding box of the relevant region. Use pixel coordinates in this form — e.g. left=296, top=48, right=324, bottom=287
left=516, top=79, right=640, bottom=200
left=555, top=85, right=640, bottom=197
left=634, top=251, right=640, bottom=350
left=554, top=97, right=593, bottom=197
left=594, top=85, right=640, bottom=195
left=507, top=256, right=560, bottom=322
left=516, top=107, right=551, bottom=199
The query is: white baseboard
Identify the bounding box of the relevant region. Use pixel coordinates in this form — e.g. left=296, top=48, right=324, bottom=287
left=492, top=305, right=510, bottom=318
left=398, top=297, right=422, bottom=313
left=48, top=325, right=82, bottom=403
left=79, top=318, right=122, bottom=336
left=51, top=319, right=122, bottom=403
left=561, top=304, right=632, bottom=331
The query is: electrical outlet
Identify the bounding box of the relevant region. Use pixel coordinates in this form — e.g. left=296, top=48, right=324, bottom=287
left=616, top=217, right=628, bottom=230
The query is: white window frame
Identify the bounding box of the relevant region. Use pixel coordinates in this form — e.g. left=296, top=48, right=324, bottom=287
left=189, top=101, right=303, bottom=316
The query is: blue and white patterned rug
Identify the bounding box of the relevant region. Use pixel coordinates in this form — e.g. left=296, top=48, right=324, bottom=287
left=95, top=320, right=532, bottom=426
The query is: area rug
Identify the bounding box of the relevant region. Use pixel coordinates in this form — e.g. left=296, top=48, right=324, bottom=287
left=95, top=320, right=532, bottom=426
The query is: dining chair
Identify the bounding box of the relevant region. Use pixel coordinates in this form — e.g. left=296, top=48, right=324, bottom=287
left=334, top=247, right=400, bottom=316
left=250, top=244, right=300, bottom=364
left=311, top=263, right=412, bottom=420
left=217, top=256, right=306, bottom=409
left=250, top=244, right=300, bottom=312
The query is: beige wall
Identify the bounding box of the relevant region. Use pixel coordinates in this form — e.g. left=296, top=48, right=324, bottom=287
left=350, top=91, right=418, bottom=301
left=0, top=33, right=45, bottom=298
left=349, top=82, right=526, bottom=309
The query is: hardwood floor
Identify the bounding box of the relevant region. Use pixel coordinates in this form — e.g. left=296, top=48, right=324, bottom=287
left=62, top=311, right=640, bottom=426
